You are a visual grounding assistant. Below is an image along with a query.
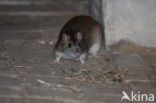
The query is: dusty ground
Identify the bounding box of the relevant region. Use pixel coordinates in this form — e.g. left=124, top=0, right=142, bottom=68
left=0, top=41, right=155, bottom=103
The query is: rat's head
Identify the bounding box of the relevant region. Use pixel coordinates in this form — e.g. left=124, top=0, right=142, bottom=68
left=61, top=32, right=82, bottom=58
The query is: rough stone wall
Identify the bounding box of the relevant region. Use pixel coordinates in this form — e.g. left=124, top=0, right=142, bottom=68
left=102, top=0, right=156, bottom=47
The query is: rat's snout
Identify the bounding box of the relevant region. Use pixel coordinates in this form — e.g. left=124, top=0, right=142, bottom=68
left=74, top=49, right=80, bottom=57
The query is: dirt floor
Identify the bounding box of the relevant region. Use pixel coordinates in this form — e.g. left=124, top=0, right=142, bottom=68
left=0, top=41, right=155, bottom=103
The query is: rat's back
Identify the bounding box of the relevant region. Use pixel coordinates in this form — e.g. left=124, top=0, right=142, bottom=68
left=60, top=15, right=102, bottom=51
left=60, top=16, right=99, bottom=36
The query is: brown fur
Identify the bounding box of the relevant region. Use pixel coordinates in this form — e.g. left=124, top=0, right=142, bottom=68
left=54, top=15, right=103, bottom=64
left=55, top=15, right=102, bottom=53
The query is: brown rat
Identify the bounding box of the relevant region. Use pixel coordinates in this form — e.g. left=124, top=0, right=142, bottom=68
left=53, top=15, right=103, bottom=64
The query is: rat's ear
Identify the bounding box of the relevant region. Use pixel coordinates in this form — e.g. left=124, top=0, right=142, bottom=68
left=62, top=34, right=69, bottom=41
left=76, top=32, right=82, bottom=41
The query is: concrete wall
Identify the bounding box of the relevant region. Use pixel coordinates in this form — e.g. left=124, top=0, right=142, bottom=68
left=102, top=0, right=156, bottom=47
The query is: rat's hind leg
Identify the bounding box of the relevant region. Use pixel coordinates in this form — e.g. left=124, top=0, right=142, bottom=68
left=89, top=41, right=101, bottom=58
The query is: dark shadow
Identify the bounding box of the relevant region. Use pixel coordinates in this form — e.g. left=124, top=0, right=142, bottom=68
left=89, top=0, right=106, bottom=49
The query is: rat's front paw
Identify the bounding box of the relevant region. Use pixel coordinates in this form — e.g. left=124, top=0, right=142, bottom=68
left=80, top=53, right=88, bottom=66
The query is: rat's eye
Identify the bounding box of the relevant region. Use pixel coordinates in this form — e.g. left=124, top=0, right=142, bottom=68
left=68, top=43, right=72, bottom=48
